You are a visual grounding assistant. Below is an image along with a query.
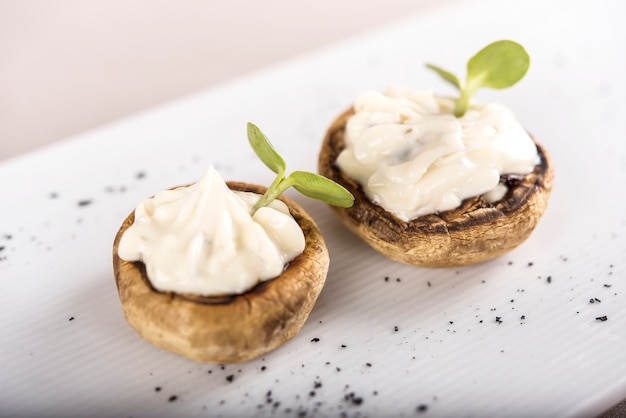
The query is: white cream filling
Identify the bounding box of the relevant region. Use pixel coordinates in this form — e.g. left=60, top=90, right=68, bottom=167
left=118, top=165, right=305, bottom=296
left=336, top=85, right=539, bottom=221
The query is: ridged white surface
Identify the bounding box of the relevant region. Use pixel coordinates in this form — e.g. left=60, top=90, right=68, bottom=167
left=1, top=0, right=625, bottom=417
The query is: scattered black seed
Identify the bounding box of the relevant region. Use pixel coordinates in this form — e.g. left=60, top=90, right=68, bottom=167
left=340, top=344, right=347, bottom=348
left=314, top=381, right=322, bottom=389
left=68, top=316, right=74, bottom=321
left=449, top=321, right=454, bottom=325
left=495, top=316, right=502, bottom=324
left=77, top=199, right=93, bottom=207
left=168, top=395, right=178, bottom=402
left=260, top=366, right=266, bottom=371
left=365, top=363, right=372, bottom=367
left=520, top=315, right=526, bottom=320
left=309, top=391, right=316, bottom=397
left=396, top=277, right=401, bottom=282
left=528, top=262, right=534, bottom=267
left=604, top=284, right=612, bottom=288
left=0, top=246, right=6, bottom=252
left=546, top=276, right=552, bottom=284
left=136, top=171, right=146, bottom=179
left=49, top=192, right=59, bottom=199
left=596, top=316, right=608, bottom=322
left=417, top=404, right=429, bottom=413
left=344, top=392, right=363, bottom=406
left=311, top=337, right=320, bottom=343
left=226, top=374, right=235, bottom=383
left=155, top=386, right=161, bottom=392
left=510, top=299, right=514, bottom=303
left=384, top=276, right=389, bottom=282
left=336, top=367, right=341, bottom=372
left=427, top=281, right=432, bottom=287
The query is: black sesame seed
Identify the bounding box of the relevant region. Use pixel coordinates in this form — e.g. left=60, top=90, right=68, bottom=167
left=417, top=404, right=428, bottom=412
left=365, top=363, right=372, bottom=367
left=604, top=284, right=612, bottom=288
left=261, top=366, right=266, bottom=371
left=168, top=395, right=178, bottom=402
left=77, top=199, right=93, bottom=207
left=226, top=374, right=235, bottom=383
left=596, top=316, right=608, bottom=322
left=68, top=316, right=74, bottom=321
left=528, top=262, right=534, bottom=267
left=546, top=276, right=552, bottom=284
left=340, top=344, right=347, bottom=348
left=311, top=337, right=320, bottom=343
left=394, top=326, right=399, bottom=332
left=136, top=171, right=146, bottom=179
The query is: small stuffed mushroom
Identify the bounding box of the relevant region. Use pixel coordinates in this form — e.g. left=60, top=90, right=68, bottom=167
left=318, top=41, right=553, bottom=268
left=113, top=181, right=328, bottom=364
left=112, top=123, right=353, bottom=363
left=318, top=108, right=553, bottom=268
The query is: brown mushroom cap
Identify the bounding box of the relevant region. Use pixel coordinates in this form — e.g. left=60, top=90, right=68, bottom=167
left=318, top=108, right=554, bottom=267
left=112, top=181, right=329, bottom=363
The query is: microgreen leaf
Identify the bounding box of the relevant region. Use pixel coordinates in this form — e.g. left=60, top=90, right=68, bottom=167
left=248, top=124, right=354, bottom=213
left=247, top=122, right=286, bottom=176
left=467, top=40, right=530, bottom=90
left=425, top=40, right=530, bottom=117
left=425, top=63, right=461, bottom=90
left=290, top=171, right=355, bottom=208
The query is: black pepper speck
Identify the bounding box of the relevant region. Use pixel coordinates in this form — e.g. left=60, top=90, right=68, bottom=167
left=226, top=374, right=235, bottom=383
left=77, top=199, right=93, bottom=207
left=596, top=316, right=608, bottom=322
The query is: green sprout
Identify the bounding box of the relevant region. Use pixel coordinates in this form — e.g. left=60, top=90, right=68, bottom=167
left=426, top=40, right=530, bottom=117
left=247, top=122, right=354, bottom=213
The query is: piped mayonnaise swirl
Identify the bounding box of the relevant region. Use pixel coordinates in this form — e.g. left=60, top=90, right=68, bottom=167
left=336, top=85, right=539, bottom=221
left=118, top=166, right=305, bottom=296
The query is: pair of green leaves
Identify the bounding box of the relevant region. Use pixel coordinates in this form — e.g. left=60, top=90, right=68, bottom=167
left=426, top=40, right=530, bottom=117
left=247, top=122, right=354, bottom=213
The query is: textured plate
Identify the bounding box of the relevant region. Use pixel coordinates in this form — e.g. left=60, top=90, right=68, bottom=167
left=1, top=0, right=625, bottom=417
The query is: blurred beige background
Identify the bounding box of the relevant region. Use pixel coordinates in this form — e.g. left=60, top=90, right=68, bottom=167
left=0, top=0, right=455, bottom=161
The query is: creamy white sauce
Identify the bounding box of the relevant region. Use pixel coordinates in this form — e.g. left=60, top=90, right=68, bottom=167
left=336, top=85, right=539, bottom=221
left=118, top=165, right=305, bottom=296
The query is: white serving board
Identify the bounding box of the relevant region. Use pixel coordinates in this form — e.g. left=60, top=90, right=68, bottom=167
left=1, top=0, right=625, bottom=417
